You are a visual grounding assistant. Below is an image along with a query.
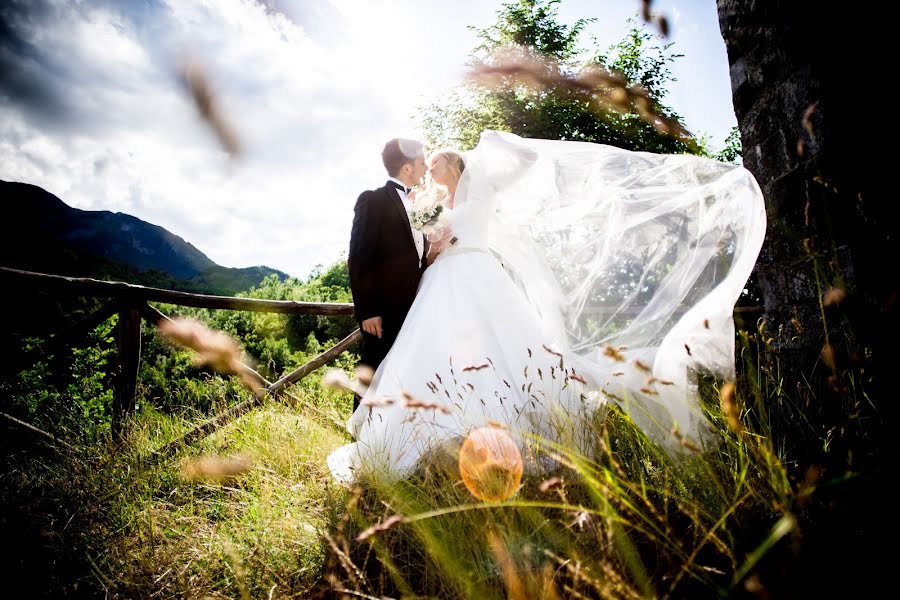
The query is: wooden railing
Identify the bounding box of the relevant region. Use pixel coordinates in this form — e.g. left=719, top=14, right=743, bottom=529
left=1, top=266, right=764, bottom=454
left=0, top=267, right=360, bottom=451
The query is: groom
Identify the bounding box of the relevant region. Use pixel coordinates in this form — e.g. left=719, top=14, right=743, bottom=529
left=348, top=138, right=428, bottom=409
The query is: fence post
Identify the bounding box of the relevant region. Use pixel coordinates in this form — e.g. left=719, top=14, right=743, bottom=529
left=112, top=303, right=142, bottom=441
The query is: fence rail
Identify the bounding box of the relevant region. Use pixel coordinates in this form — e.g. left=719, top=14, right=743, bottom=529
left=1, top=266, right=358, bottom=446
left=0, top=267, right=355, bottom=314
left=2, top=266, right=764, bottom=452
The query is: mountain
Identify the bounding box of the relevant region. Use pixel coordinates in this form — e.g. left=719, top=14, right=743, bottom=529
left=0, top=180, right=288, bottom=295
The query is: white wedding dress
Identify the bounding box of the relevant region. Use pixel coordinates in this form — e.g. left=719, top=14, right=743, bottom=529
left=327, top=131, right=766, bottom=483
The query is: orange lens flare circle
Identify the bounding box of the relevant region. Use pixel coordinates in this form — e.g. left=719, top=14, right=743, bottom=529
left=458, top=426, right=523, bottom=501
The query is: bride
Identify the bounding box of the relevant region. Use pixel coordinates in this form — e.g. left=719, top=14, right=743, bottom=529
left=327, top=130, right=766, bottom=483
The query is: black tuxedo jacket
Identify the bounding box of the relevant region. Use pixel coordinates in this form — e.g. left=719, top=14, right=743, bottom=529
left=348, top=182, right=427, bottom=337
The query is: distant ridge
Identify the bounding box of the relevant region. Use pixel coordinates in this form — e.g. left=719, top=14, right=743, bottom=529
left=1, top=180, right=288, bottom=295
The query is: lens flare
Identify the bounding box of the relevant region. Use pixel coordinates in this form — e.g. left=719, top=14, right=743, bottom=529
left=459, top=426, right=523, bottom=501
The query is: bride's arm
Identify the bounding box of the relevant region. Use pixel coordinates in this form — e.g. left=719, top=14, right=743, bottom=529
left=425, top=228, right=455, bottom=266
left=426, top=244, right=441, bottom=266
left=426, top=237, right=448, bottom=266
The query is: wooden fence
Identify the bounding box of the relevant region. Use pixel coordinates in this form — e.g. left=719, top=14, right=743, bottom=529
left=0, top=267, right=359, bottom=454
left=1, top=266, right=763, bottom=456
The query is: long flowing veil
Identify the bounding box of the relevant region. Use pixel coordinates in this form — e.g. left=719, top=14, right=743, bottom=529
left=456, top=131, right=767, bottom=452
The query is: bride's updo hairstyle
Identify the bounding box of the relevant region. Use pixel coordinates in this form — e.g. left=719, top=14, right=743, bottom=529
left=429, top=149, right=466, bottom=186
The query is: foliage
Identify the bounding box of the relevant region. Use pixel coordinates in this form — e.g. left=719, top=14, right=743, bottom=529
left=1, top=257, right=360, bottom=598
left=0, top=399, right=351, bottom=599
left=420, top=1, right=697, bottom=155
left=0, top=243, right=884, bottom=599
left=138, top=260, right=357, bottom=387
left=715, top=126, right=743, bottom=164
left=472, top=0, right=590, bottom=62
left=2, top=315, right=116, bottom=444
left=322, top=321, right=881, bottom=598
left=1, top=257, right=357, bottom=433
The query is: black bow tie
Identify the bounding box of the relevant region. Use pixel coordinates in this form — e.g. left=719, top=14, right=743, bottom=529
left=388, top=181, right=411, bottom=195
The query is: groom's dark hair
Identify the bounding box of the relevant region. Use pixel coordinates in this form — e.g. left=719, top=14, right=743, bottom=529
left=382, top=138, right=424, bottom=177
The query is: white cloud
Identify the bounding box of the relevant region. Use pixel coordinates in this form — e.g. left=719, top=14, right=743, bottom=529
left=2, top=0, right=737, bottom=278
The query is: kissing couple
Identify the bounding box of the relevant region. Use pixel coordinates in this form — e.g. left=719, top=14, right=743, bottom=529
left=328, top=131, right=766, bottom=484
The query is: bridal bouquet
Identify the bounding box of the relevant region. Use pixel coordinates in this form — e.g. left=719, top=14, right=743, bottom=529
left=408, top=199, right=445, bottom=230
left=408, top=187, right=456, bottom=245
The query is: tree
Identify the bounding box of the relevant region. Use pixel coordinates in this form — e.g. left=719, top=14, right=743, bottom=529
left=419, top=0, right=697, bottom=155
left=714, top=126, right=742, bottom=164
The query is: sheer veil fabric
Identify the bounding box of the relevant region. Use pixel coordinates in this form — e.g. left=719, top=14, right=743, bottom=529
left=462, top=131, right=766, bottom=451
left=327, top=130, right=766, bottom=482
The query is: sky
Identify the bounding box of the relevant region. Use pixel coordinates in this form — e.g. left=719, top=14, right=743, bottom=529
left=0, top=0, right=737, bottom=279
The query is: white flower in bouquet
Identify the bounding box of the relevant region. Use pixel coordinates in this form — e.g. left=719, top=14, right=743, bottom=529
left=408, top=185, right=457, bottom=247
left=407, top=186, right=447, bottom=231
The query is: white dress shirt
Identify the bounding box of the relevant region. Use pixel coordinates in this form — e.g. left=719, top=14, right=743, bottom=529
left=388, top=176, right=425, bottom=263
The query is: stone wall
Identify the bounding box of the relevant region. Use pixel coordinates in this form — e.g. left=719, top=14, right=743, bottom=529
left=717, top=1, right=891, bottom=361
left=716, top=6, right=892, bottom=592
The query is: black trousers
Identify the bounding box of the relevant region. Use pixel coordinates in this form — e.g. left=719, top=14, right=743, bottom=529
left=354, top=323, right=400, bottom=411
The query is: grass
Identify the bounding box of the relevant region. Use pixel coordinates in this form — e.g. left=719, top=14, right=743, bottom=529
left=1, top=379, right=353, bottom=599
left=330, top=402, right=764, bottom=599
left=0, top=321, right=886, bottom=599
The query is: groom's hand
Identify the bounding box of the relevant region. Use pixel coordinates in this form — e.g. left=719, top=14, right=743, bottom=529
left=362, top=316, right=383, bottom=338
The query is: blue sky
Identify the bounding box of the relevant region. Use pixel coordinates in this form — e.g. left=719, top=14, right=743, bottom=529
left=0, top=0, right=736, bottom=278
